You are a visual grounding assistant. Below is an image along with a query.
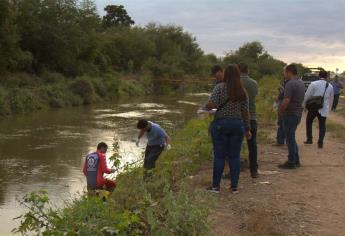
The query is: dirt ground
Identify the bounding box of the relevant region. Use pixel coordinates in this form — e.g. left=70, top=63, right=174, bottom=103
left=192, top=101, right=345, bottom=236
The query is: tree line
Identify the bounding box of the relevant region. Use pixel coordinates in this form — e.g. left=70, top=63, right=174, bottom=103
left=0, top=0, right=309, bottom=116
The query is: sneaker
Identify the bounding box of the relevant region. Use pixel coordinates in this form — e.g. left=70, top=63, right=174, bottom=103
left=206, top=186, right=220, bottom=193
left=278, top=161, right=296, bottom=169
left=318, top=142, right=323, bottom=149
left=304, top=140, right=313, bottom=144
left=230, top=187, right=239, bottom=194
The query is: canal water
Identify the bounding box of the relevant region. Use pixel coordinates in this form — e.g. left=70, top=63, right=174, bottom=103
left=0, top=93, right=209, bottom=235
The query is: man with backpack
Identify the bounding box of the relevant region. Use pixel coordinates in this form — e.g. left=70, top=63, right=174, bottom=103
left=303, top=70, right=334, bottom=149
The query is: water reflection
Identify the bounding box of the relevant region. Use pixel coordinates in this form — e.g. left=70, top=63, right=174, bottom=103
left=0, top=94, right=208, bottom=234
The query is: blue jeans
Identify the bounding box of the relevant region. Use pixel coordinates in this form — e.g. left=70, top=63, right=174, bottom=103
left=283, top=114, right=301, bottom=165
left=277, top=114, right=285, bottom=145
left=211, top=118, right=244, bottom=188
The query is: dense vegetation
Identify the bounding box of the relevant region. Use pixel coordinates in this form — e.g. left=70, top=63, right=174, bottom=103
left=0, top=0, right=214, bottom=115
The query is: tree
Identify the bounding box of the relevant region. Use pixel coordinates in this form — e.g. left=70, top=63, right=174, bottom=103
left=102, top=5, right=134, bottom=28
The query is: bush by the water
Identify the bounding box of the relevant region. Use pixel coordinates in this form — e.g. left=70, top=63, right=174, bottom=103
left=0, top=73, right=148, bottom=115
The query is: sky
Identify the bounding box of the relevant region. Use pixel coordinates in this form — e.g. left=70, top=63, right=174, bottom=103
left=95, top=0, right=345, bottom=72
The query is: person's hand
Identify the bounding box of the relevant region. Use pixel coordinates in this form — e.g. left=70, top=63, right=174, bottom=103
left=245, top=131, right=252, bottom=140
left=136, top=139, right=140, bottom=147
left=166, top=144, right=172, bottom=150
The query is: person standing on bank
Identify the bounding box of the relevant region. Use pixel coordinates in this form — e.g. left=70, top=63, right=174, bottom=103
left=303, top=70, right=334, bottom=149
left=210, top=65, right=224, bottom=86
left=136, top=119, right=171, bottom=170
left=330, top=76, right=343, bottom=110
left=238, top=63, right=259, bottom=178
left=205, top=64, right=251, bottom=193
left=278, top=64, right=305, bottom=169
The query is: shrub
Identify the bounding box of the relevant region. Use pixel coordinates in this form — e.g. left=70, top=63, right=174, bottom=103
left=5, top=88, right=44, bottom=114
left=70, top=79, right=96, bottom=104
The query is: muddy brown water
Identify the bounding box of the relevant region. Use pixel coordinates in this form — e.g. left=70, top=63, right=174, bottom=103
left=0, top=93, right=209, bottom=235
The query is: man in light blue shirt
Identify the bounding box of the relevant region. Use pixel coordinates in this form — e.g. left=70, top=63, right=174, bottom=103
left=136, top=119, right=171, bottom=170
left=303, top=70, right=334, bottom=148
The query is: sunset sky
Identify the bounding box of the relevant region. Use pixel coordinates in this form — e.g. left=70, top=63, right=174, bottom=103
left=95, top=0, right=345, bottom=73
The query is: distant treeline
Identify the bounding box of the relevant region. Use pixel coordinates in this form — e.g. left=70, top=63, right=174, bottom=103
left=0, top=0, right=309, bottom=116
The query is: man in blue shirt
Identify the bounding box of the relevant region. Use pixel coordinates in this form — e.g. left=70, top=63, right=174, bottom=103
left=136, top=119, right=171, bottom=170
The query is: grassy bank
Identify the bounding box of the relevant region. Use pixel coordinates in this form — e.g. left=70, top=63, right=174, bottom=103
left=15, top=118, right=215, bottom=235
left=0, top=72, right=210, bottom=116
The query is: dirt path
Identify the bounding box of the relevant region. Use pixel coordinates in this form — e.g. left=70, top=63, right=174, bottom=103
left=192, top=113, right=345, bottom=236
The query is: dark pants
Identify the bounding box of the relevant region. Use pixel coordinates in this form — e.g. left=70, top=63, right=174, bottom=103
left=283, top=114, right=301, bottom=165
left=144, top=145, right=164, bottom=169
left=276, top=114, right=285, bottom=144
left=247, top=120, right=258, bottom=175
left=87, top=179, right=116, bottom=192
left=306, top=110, right=326, bottom=145
left=211, top=119, right=244, bottom=189
left=332, top=94, right=340, bottom=110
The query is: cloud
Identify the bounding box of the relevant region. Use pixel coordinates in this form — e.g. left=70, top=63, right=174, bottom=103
left=95, top=0, right=345, bottom=71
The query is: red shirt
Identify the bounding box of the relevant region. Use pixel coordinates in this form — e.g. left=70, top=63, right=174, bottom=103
left=83, top=151, right=112, bottom=187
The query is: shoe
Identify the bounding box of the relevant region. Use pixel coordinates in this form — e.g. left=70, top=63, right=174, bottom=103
left=318, top=142, right=323, bottom=149
left=304, top=140, right=313, bottom=144
left=231, top=187, right=239, bottom=194
left=296, top=162, right=301, bottom=168
left=206, top=186, right=220, bottom=193
left=251, top=172, right=259, bottom=178
left=278, top=161, right=296, bottom=169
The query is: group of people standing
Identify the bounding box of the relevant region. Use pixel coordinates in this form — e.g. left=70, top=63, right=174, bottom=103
left=205, top=63, right=341, bottom=194
left=82, top=63, right=342, bottom=195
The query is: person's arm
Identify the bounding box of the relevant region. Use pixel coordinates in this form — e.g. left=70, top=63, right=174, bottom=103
left=159, top=127, right=171, bottom=146
left=279, top=81, right=293, bottom=115
left=136, top=129, right=145, bottom=146
left=303, top=83, right=314, bottom=108
left=241, top=100, right=252, bottom=140
left=100, top=155, right=113, bottom=174
left=138, top=129, right=145, bottom=140
left=338, top=81, right=344, bottom=89
left=205, top=85, right=221, bottom=110
left=329, top=86, right=334, bottom=109
left=279, top=97, right=290, bottom=115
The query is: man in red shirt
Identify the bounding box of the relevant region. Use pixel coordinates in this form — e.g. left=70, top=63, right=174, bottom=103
left=83, top=142, right=116, bottom=192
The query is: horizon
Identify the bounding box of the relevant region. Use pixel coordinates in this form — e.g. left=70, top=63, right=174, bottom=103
left=95, top=0, right=345, bottom=73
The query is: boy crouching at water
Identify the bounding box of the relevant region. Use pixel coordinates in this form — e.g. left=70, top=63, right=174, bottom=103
left=83, top=142, right=116, bottom=192
left=136, top=119, right=171, bottom=170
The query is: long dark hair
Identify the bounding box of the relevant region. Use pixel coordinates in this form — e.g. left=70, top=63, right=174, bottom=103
left=224, top=64, right=248, bottom=101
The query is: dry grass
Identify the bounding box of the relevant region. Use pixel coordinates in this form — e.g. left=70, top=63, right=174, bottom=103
left=328, top=121, right=345, bottom=142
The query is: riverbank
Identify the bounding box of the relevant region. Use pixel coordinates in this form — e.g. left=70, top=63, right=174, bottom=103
left=13, top=76, right=280, bottom=235
left=0, top=72, right=210, bottom=117
left=14, top=117, right=216, bottom=235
